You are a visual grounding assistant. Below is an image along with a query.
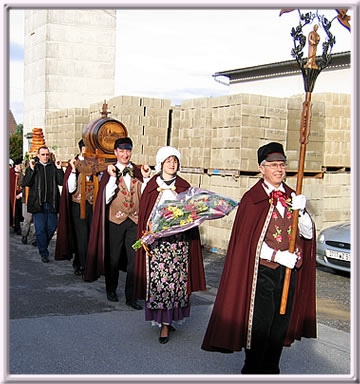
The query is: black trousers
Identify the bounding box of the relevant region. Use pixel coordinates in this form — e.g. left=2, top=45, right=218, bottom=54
left=71, top=201, right=93, bottom=270
left=242, top=264, right=297, bottom=374
left=105, top=218, right=137, bottom=301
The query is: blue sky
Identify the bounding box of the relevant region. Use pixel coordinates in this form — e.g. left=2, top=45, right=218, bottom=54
left=9, top=8, right=353, bottom=124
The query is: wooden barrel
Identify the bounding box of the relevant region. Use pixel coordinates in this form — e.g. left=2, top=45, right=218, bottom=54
left=82, top=118, right=128, bottom=154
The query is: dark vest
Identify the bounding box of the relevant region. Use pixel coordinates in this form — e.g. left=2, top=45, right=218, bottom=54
left=260, top=206, right=303, bottom=269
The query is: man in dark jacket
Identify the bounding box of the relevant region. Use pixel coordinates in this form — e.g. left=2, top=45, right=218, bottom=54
left=23, top=146, right=64, bottom=263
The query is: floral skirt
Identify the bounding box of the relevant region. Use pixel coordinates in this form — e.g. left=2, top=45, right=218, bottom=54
left=145, top=234, right=190, bottom=324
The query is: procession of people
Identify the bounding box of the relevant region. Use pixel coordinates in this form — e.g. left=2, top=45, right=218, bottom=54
left=9, top=137, right=317, bottom=374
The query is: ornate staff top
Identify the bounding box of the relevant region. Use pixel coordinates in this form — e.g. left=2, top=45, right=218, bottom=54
left=280, top=9, right=351, bottom=92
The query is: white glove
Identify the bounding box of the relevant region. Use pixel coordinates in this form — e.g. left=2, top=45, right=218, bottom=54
left=274, top=250, right=298, bottom=269
left=290, top=192, right=306, bottom=212
left=259, top=242, right=274, bottom=261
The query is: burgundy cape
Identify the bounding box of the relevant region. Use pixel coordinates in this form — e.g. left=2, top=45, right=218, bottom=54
left=83, top=165, right=143, bottom=282
left=201, top=179, right=317, bottom=352
left=55, top=162, right=76, bottom=261
left=133, top=175, right=207, bottom=300
left=9, top=167, right=16, bottom=226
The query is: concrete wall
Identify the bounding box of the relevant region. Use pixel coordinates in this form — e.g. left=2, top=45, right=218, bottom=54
left=23, top=9, right=116, bottom=152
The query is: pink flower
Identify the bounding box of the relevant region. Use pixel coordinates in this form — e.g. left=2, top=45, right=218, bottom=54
left=272, top=212, right=279, bottom=219
left=275, top=235, right=283, bottom=243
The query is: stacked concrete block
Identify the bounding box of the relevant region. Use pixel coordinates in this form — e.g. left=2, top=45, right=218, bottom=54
left=198, top=173, right=258, bottom=253
left=178, top=173, right=202, bottom=188
left=285, top=175, right=325, bottom=233
left=321, top=172, right=351, bottom=225
left=87, top=96, right=170, bottom=165
left=312, top=93, right=351, bottom=168
left=200, top=93, right=286, bottom=172
left=170, top=98, right=212, bottom=169
left=286, top=96, right=325, bottom=172
left=140, top=97, right=171, bottom=166
left=45, top=107, right=89, bottom=161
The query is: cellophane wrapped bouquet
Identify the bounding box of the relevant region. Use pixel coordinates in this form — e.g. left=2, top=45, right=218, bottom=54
left=132, top=187, right=238, bottom=250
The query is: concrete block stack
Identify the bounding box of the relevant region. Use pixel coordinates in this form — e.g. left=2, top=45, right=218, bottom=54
left=170, top=97, right=212, bottom=169
left=45, top=107, right=89, bottom=161
left=198, top=173, right=259, bottom=252
left=89, top=96, right=170, bottom=166
left=43, top=91, right=351, bottom=253
left=312, top=93, right=351, bottom=168
left=321, top=172, right=351, bottom=226
left=286, top=96, right=325, bottom=172
left=236, top=94, right=288, bottom=172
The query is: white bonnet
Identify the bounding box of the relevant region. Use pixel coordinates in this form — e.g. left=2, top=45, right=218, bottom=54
left=9, top=159, right=14, bottom=167
left=155, top=146, right=181, bottom=173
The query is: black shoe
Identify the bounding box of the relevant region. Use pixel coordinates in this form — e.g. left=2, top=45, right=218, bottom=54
left=21, top=236, right=27, bottom=244
left=106, top=291, right=119, bottom=302
left=159, top=326, right=169, bottom=344
left=31, top=240, right=37, bottom=247
left=169, top=325, right=176, bottom=332
left=74, top=268, right=81, bottom=276
left=126, top=300, right=143, bottom=310
left=41, top=256, right=49, bottom=263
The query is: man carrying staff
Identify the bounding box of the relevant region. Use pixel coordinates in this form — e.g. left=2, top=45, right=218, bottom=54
left=55, top=139, right=94, bottom=277
left=201, top=142, right=317, bottom=374
left=84, top=137, right=151, bottom=310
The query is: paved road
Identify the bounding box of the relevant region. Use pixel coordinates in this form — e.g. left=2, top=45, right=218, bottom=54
left=8, top=230, right=352, bottom=379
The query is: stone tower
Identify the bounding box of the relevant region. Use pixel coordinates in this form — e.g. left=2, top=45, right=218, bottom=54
left=23, top=9, right=116, bottom=151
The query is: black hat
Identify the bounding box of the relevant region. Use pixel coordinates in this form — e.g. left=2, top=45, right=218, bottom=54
left=78, top=139, right=85, bottom=150
left=114, top=137, right=133, bottom=150
left=258, top=142, right=286, bottom=165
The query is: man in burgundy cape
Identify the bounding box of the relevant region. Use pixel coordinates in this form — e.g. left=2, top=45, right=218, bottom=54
left=201, top=143, right=317, bottom=373
left=134, top=174, right=207, bottom=300
left=54, top=158, right=77, bottom=263
left=55, top=140, right=94, bottom=276
left=83, top=166, right=143, bottom=283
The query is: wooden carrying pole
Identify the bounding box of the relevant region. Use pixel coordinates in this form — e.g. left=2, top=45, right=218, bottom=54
left=12, top=173, right=19, bottom=221
left=280, top=91, right=312, bottom=314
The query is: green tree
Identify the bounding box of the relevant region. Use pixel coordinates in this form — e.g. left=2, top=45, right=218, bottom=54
left=9, top=124, right=23, bottom=161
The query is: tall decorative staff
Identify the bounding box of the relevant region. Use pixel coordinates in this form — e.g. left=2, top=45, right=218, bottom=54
left=279, top=9, right=351, bottom=314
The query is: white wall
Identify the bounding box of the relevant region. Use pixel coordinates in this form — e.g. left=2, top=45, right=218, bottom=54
left=23, top=9, right=116, bottom=152
left=227, top=68, right=352, bottom=98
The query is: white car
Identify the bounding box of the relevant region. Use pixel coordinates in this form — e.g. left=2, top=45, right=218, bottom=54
left=316, top=222, right=350, bottom=273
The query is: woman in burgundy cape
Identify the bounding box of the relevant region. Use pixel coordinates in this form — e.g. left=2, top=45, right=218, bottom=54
left=134, top=146, right=206, bottom=344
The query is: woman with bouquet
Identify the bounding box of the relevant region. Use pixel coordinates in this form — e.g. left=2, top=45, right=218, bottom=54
left=134, top=146, right=206, bottom=344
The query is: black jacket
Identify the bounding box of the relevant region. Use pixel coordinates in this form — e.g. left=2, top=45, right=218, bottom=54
left=23, top=161, right=64, bottom=214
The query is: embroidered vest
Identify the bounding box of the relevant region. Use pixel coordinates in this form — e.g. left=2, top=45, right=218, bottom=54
left=71, top=175, right=94, bottom=205
left=109, top=176, right=142, bottom=225
left=260, top=206, right=303, bottom=269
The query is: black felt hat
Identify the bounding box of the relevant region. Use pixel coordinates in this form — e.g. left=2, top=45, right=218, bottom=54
left=78, top=139, right=85, bottom=150
left=114, top=137, right=133, bottom=150
left=257, top=142, right=286, bottom=165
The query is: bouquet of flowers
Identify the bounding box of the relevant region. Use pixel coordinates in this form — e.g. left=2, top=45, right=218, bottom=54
left=132, top=187, right=239, bottom=250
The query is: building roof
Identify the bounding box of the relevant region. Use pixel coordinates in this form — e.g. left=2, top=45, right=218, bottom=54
left=9, top=110, right=17, bottom=135
left=213, top=51, right=350, bottom=85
